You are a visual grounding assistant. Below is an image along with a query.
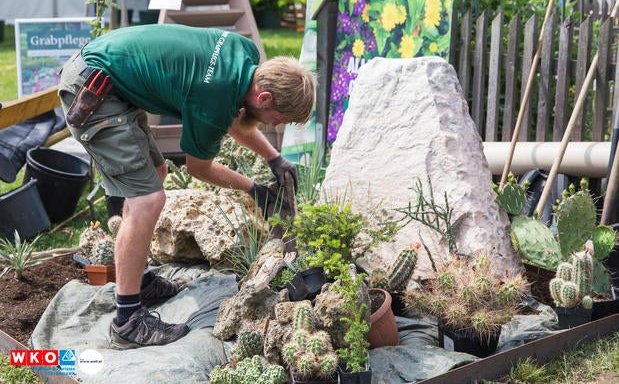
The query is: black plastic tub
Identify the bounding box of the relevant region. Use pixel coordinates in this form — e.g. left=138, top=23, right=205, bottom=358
left=23, top=147, right=89, bottom=223
left=288, top=267, right=326, bottom=301
left=438, top=322, right=501, bottom=358
left=0, top=179, right=50, bottom=240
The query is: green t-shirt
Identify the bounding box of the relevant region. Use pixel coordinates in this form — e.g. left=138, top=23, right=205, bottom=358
left=82, top=24, right=259, bottom=159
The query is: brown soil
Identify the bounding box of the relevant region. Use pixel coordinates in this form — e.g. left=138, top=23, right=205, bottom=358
left=0, top=255, right=87, bottom=345
left=370, top=289, right=385, bottom=313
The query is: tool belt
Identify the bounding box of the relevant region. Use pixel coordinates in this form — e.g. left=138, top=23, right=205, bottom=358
left=66, top=68, right=113, bottom=128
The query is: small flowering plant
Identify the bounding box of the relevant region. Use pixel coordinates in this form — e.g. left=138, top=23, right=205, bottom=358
left=327, top=0, right=453, bottom=142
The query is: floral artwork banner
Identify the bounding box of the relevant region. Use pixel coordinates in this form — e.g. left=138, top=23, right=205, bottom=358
left=15, top=18, right=94, bottom=97
left=327, top=0, right=453, bottom=143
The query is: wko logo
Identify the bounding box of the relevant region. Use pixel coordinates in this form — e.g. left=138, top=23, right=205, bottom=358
left=10, top=350, right=59, bottom=366
left=10, top=349, right=77, bottom=376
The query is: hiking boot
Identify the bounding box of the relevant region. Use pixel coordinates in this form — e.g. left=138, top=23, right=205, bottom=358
left=110, top=307, right=190, bottom=349
left=141, top=275, right=189, bottom=307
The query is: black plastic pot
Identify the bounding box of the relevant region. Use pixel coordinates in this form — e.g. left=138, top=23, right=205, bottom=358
left=287, top=267, right=326, bottom=301
left=339, top=364, right=372, bottom=384
left=23, top=147, right=90, bottom=223
left=0, top=179, right=50, bottom=241
left=390, top=292, right=407, bottom=317
left=290, top=369, right=337, bottom=384
left=438, top=321, right=501, bottom=358
left=604, top=223, right=619, bottom=289
left=555, top=307, right=592, bottom=329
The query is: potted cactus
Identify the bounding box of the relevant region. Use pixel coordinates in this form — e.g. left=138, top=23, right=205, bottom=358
left=405, top=253, right=528, bottom=358
left=78, top=221, right=117, bottom=285
left=209, top=355, right=287, bottom=384
left=550, top=244, right=619, bottom=328
left=369, top=244, right=418, bottom=316
left=282, top=305, right=338, bottom=383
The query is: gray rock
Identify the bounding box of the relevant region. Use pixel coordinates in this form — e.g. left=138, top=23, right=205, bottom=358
left=150, top=188, right=266, bottom=265
left=322, top=56, right=523, bottom=280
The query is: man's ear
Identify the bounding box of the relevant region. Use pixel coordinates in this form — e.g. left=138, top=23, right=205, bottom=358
left=256, top=91, right=273, bottom=108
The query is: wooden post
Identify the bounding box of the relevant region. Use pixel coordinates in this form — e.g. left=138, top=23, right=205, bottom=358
left=499, top=0, right=555, bottom=188
left=534, top=1, right=619, bottom=216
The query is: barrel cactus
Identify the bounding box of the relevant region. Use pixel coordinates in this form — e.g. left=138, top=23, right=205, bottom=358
left=283, top=305, right=338, bottom=380
left=90, top=238, right=115, bottom=265
left=79, top=221, right=108, bottom=258
left=549, top=250, right=594, bottom=309
left=233, top=329, right=263, bottom=361
left=107, top=215, right=122, bottom=238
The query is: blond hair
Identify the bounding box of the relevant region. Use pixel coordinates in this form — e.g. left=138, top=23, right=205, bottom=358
left=253, top=57, right=316, bottom=124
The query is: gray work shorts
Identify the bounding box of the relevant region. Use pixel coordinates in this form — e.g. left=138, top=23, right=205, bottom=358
left=58, top=52, right=165, bottom=198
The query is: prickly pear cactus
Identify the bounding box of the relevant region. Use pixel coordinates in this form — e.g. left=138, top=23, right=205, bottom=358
left=90, top=238, right=115, bottom=265
left=592, top=225, right=616, bottom=262
left=388, top=247, right=417, bottom=291
left=233, top=330, right=263, bottom=361
left=511, top=215, right=561, bottom=270
left=555, top=183, right=597, bottom=259
left=493, top=174, right=528, bottom=215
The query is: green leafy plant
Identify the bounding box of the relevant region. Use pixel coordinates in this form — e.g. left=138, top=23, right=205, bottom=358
left=296, top=149, right=325, bottom=206
left=336, top=273, right=370, bottom=373
left=213, top=195, right=277, bottom=278
left=291, top=200, right=398, bottom=279
left=0, top=231, right=41, bottom=280
left=405, top=252, right=528, bottom=341
left=0, top=353, right=41, bottom=384
left=86, top=0, right=116, bottom=37
left=282, top=304, right=339, bottom=380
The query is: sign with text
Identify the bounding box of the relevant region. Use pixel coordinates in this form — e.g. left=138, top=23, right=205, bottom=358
left=327, top=0, right=453, bottom=144
left=15, top=18, right=94, bottom=97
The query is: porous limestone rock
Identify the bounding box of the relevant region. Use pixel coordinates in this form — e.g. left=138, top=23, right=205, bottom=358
left=213, top=285, right=279, bottom=340
left=313, top=280, right=370, bottom=349
left=150, top=188, right=266, bottom=264
left=263, top=300, right=311, bottom=365
left=239, top=239, right=286, bottom=289
left=321, top=57, right=523, bottom=280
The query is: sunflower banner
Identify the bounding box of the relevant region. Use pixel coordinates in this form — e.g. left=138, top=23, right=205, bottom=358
left=327, top=0, right=453, bottom=144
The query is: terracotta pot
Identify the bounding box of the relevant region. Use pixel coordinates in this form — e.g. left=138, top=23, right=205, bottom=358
left=368, top=288, right=400, bottom=348
left=85, top=264, right=115, bottom=285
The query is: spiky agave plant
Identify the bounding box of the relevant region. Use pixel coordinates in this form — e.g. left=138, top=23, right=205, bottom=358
left=404, top=252, right=528, bottom=342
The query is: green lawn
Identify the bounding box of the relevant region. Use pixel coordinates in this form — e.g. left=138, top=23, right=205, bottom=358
left=0, top=23, right=17, bottom=102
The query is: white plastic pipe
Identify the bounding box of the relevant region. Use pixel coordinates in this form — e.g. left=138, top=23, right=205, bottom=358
left=483, top=142, right=611, bottom=177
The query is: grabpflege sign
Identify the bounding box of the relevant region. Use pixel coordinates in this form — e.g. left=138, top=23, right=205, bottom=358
left=15, top=18, right=94, bottom=97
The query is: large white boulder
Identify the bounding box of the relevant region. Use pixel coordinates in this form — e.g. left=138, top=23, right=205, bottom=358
left=322, top=57, right=523, bottom=279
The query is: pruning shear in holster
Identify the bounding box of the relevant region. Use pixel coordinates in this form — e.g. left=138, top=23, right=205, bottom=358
left=66, top=69, right=113, bottom=128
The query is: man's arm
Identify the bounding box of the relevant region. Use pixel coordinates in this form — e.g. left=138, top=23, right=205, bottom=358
left=228, top=118, right=279, bottom=162
left=185, top=155, right=253, bottom=192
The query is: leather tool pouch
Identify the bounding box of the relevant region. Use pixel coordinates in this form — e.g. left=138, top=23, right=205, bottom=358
left=66, top=69, right=113, bottom=128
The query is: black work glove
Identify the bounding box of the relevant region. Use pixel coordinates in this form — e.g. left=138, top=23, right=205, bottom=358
left=249, top=181, right=289, bottom=218
left=268, top=155, right=298, bottom=192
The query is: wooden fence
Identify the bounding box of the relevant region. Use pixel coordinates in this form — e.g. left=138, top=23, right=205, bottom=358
left=449, top=6, right=619, bottom=143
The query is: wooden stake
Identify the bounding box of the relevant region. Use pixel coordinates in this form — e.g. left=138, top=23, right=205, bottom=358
left=535, top=1, right=619, bottom=216
left=499, top=0, right=556, bottom=189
